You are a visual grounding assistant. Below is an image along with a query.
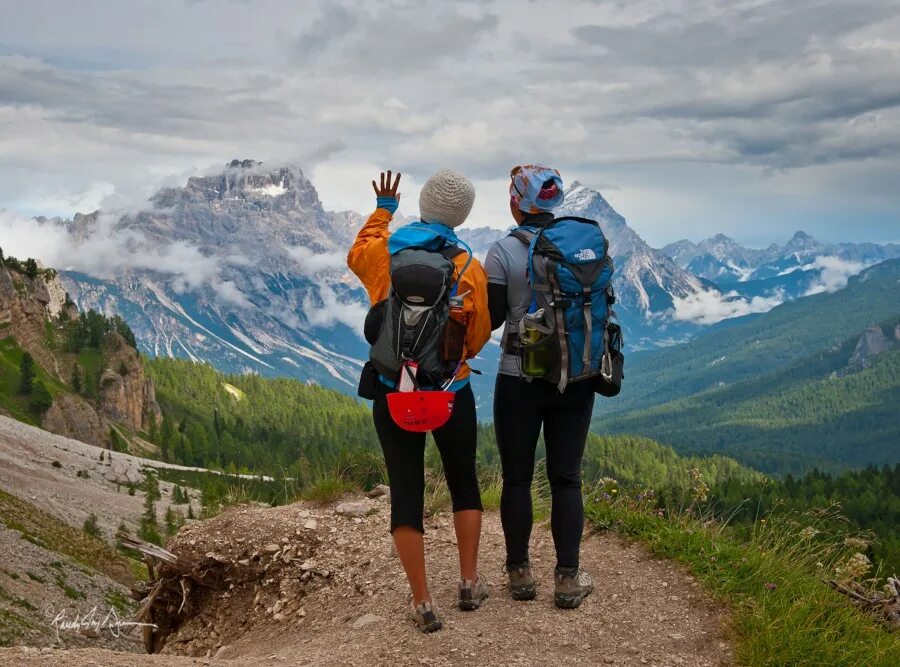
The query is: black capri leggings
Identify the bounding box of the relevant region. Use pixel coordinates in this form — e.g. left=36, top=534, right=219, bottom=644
left=372, top=381, right=483, bottom=533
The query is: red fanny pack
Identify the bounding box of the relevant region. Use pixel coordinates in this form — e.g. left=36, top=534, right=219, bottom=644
left=386, top=390, right=455, bottom=432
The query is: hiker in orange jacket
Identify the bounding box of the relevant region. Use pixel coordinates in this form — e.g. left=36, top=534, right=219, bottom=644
left=347, top=169, right=491, bottom=632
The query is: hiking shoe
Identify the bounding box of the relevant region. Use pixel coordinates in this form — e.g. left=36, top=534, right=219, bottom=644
left=457, top=576, right=490, bottom=611
left=554, top=567, right=594, bottom=609
left=409, top=600, right=443, bottom=633
left=505, top=562, right=536, bottom=601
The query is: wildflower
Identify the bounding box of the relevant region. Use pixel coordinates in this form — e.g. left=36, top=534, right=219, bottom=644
left=611, top=488, right=618, bottom=494
left=835, top=553, right=871, bottom=582
left=843, top=537, right=869, bottom=550
left=799, top=527, right=819, bottom=540
left=764, top=582, right=777, bottom=591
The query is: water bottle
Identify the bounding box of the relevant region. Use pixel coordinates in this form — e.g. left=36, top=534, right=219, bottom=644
left=520, top=309, right=551, bottom=377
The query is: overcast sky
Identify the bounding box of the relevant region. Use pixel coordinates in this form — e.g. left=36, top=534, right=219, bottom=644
left=1, top=0, right=899, bottom=247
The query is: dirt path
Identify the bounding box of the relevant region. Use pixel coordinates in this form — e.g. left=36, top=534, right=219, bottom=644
left=2, top=499, right=732, bottom=667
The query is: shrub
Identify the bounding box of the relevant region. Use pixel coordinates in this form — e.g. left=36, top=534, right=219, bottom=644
left=82, top=514, right=102, bottom=539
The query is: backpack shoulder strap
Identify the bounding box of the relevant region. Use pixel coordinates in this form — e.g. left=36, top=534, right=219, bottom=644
left=439, top=245, right=466, bottom=260
left=509, top=229, right=534, bottom=246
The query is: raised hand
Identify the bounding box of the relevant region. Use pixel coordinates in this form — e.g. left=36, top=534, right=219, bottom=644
left=372, top=170, right=401, bottom=199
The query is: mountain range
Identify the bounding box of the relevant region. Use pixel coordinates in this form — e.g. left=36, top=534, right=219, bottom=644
left=662, top=231, right=900, bottom=294
left=23, top=160, right=897, bottom=406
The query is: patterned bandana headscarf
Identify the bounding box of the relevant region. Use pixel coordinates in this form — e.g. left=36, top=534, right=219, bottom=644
left=509, top=164, right=564, bottom=214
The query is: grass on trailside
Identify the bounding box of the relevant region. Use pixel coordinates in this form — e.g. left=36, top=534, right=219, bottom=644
left=584, top=479, right=900, bottom=667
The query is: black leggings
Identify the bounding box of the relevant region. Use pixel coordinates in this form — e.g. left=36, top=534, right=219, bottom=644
left=372, top=381, right=482, bottom=533
left=494, top=374, right=595, bottom=569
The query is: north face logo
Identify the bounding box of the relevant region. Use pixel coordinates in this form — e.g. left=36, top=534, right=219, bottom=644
left=574, top=248, right=597, bottom=261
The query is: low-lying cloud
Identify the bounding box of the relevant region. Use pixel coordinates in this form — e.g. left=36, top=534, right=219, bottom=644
left=672, top=288, right=785, bottom=325
left=0, top=208, right=240, bottom=304
left=285, top=245, right=347, bottom=276
left=803, top=256, right=867, bottom=295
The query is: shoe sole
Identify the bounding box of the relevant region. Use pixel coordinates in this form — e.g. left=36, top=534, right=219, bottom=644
left=458, top=593, right=489, bottom=611
left=510, top=584, right=536, bottom=601
left=420, top=620, right=443, bottom=633
left=555, top=587, right=593, bottom=609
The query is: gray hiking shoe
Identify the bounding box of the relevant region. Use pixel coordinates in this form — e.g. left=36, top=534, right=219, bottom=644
left=554, top=567, right=594, bottom=609
left=457, top=576, right=490, bottom=611
left=409, top=600, right=443, bottom=633
left=505, top=562, right=536, bottom=601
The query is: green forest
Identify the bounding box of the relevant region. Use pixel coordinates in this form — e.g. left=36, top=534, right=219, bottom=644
left=146, top=357, right=381, bottom=475
left=599, top=344, right=900, bottom=475
left=146, top=357, right=759, bottom=493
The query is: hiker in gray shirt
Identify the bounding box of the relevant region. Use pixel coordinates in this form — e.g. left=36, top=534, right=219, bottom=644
left=484, top=165, right=597, bottom=609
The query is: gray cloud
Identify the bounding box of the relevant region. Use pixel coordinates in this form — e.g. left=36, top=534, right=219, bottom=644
left=0, top=0, right=898, bottom=245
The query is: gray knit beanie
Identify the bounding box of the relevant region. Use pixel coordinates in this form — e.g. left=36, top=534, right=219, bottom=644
left=418, top=169, right=476, bottom=229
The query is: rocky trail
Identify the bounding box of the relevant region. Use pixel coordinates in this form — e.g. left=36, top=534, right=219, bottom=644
left=2, top=491, right=733, bottom=666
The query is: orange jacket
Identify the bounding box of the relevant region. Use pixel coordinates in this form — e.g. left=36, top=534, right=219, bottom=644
left=347, top=207, right=491, bottom=383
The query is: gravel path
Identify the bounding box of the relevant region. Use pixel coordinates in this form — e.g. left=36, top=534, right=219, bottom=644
left=2, top=502, right=733, bottom=666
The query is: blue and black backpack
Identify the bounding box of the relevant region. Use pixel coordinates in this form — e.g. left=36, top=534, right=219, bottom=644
left=511, top=216, right=622, bottom=393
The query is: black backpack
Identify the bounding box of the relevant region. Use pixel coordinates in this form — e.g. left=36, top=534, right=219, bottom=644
left=368, top=246, right=467, bottom=389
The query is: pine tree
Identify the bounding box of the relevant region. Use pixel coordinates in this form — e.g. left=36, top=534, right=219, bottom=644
left=23, top=257, right=39, bottom=279
left=142, top=472, right=161, bottom=502
left=138, top=485, right=161, bottom=546
left=70, top=364, right=82, bottom=393
left=164, top=506, right=177, bottom=536
left=19, top=353, right=35, bottom=395
left=29, top=381, right=53, bottom=414
left=147, top=412, right=159, bottom=445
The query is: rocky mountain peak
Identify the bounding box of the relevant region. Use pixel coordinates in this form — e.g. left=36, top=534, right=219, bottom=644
left=783, top=230, right=823, bottom=255
left=559, top=182, right=625, bottom=229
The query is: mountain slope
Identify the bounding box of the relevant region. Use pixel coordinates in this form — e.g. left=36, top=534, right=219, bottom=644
left=600, top=334, right=900, bottom=475
left=0, top=256, right=161, bottom=450
left=599, top=259, right=900, bottom=418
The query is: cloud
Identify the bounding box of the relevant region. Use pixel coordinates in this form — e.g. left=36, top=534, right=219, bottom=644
left=1, top=0, right=899, bottom=246
left=301, top=283, right=369, bottom=333
left=0, top=208, right=242, bottom=305
left=285, top=245, right=347, bottom=276
left=672, top=288, right=785, bottom=325
left=803, top=256, right=867, bottom=295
